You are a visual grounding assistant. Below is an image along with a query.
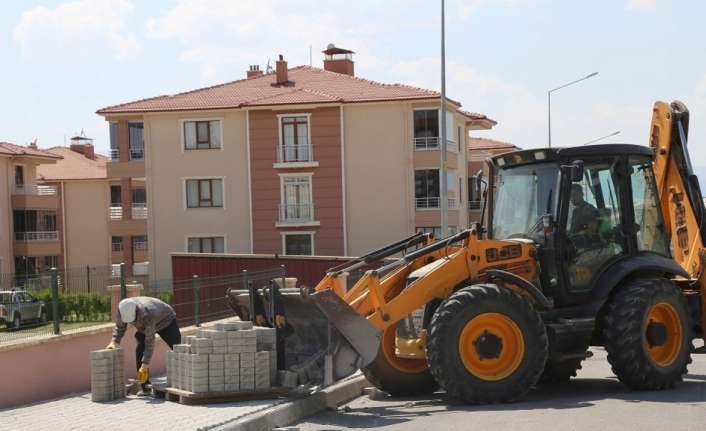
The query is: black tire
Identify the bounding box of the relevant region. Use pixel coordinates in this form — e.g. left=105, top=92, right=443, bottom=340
left=539, top=357, right=584, bottom=383
left=603, top=277, right=692, bottom=390
left=362, top=323, right=439, bottom=397
left=427, top=284, right=548, bottom=404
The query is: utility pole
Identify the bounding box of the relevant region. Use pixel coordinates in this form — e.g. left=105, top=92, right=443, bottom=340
left=440, top=0, right=449, bottom=237
left=548, top=72, right=598, bottom=148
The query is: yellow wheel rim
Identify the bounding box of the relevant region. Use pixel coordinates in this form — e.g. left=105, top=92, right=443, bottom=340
left=645, top=302, right=683, bottom=367
left=458, top=313, right=525, bottom=381
left=381, top=324, right=428, bottom=374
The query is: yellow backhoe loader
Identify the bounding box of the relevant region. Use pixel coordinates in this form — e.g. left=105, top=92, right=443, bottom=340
left=305, top=100, right=706, bottom=403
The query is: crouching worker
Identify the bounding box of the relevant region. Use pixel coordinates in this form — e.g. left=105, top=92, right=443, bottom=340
left=106, top=297, right=181, bottom=391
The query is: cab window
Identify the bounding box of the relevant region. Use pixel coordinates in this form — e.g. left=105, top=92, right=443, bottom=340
left=629, top=157, right=670, bottom=256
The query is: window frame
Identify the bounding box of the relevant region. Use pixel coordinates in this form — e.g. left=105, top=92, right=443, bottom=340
left=281, top=231, right=315, bottom=256
left=186, top=235, right=227, bottom=253
left=181, top=118, right=224, bottom=151
left=14, top=165, right=25, bottom=187
left=277, top=113, right=312, bottom=163
left=128, top=122, right=144, bottom=160
left=414, top=168, right=441, bottom=209
left=278, top=173, right=316, bottom=224
left=183, top=177, right=226, bottom=209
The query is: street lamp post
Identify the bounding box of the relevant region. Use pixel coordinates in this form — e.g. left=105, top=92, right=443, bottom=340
left=440, top=0, right=449, bottom=237
left=548, top=72, right=599, bottom=148
left=583, top=130, right=621, bottom=146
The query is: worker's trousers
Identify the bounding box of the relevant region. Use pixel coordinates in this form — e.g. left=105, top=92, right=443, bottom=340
left=135, top=317, right=181, bottom=372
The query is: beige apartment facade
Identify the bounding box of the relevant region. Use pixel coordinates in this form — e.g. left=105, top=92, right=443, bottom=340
left=98, top=46, right=496, bottom=281
left=0, top=142, right=62, bottom=285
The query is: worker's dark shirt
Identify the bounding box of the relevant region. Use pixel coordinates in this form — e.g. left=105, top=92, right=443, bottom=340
left=569, top=201, right=599, bottom=235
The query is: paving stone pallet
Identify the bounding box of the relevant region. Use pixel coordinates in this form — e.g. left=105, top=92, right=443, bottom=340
left=152, top=384, right=288, bottom=406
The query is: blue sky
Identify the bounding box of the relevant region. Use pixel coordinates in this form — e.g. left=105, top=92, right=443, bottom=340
left=2, top=0, right=706, bottom=167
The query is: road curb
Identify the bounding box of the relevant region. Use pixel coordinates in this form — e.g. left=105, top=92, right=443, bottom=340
left=217, top=375, right=369, bottom=431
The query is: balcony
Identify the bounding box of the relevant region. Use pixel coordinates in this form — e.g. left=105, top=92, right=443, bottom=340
left=15, top=231, right=58, bottom=241
left=110, top=206, right=122, bottom=220
left=276, top=203, right=320, bottom=227
left=413, top=137, right=457, bottom=152
left=415, top=197, right=458, bottom=210
left=273, top=144, right=318, bottom=168
left=468, top=200, right=483, bottom=210
left=107, top=149, right=145, bottom=178
left=132, top=203, right=148, bottom=219
left=11, top=185, right=59, bottom=209
left=110, top=262, right=149, bottom=277
left=130, top=148, right=144, bottom=161
left=13, top=231, right=60, bottom=256
left=110, top=149, right=120, bottom=161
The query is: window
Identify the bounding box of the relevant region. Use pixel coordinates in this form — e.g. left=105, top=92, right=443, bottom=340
left=283, top=233, right=313, bottom=255
left=415, top=169, right=440, bottom=208
left=413, top=109, right=439, bottom=149
left=280, top=116, right=310, bottom=162
left=128, top=122, right=144, bottom=160
left=43, top=256, right=58, bottom=270
left=111, top=236, right=123, bottom=252
left=281, top=176, right=312, bottom=221
left=630, top=157, right=669, bottom=256
left=186, top=179, right=224, bottom=208
left=14, top=166, right=24, bottom=187
left=110, top=185, right=122, bottom=205
left=109, top=122, right=119, bottom=160
left=468, top=176, right=483, bottom=210
left=187, top=237, right=225, bottom=253
left=132, top=235, right=148, bottom=251
left=184, top=120, right=222, bottom=150
left=132, top=188, right=146, bottom=205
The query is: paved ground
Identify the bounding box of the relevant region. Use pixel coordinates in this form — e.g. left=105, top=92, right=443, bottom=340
left=0, top=379, right=284, bottom=431
left=295, top=348, right=706, bottom=431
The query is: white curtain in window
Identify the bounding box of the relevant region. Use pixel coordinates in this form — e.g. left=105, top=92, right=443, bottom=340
left=213, top=237, right=225, bottom=253
left=129, top=123, right=144, bottom=149
left=186, top=180, right=198, bottom=207
left=210, top=121, right=221, bottom=148
left=296, top=121, right=309, bottom=161
left=184, top=122, right=197, bottom=149
left=445, top=112, right=455, bottom=143
left=187, top=238, right=199, bottom=252
left=283, top=123, right=295, bottom=161
left=211, top=179, right=223, bottom=207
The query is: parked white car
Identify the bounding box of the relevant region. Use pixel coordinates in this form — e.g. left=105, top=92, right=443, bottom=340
left=0, top=290, right=47, bottom=330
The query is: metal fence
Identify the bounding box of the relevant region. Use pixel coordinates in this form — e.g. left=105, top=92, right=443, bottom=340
left=0, top=264, right=285, bottom=345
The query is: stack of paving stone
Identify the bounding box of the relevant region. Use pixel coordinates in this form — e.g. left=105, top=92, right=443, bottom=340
left=166, top=321, right=278, bottom=395
left=90, top=348, right=126, bottom=402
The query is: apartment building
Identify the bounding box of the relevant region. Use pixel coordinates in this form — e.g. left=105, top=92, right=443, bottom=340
left=0, top=142, right=62, bottom=285
left=97, top=45, right=496, bottom=281
left=36, top=135, right=113, bottom=272
left=467, top=137, right=519, bottom=224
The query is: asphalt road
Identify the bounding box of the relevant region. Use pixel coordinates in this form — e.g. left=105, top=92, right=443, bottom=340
left=294, top=347, right=706, bottom=431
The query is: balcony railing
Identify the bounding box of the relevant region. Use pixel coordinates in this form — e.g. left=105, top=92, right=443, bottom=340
left=109, top=206, right=122, bottom=220
left=129, top=148, right=144, bottom=161
left=413, top=136, right=457, bottom=152
left=277, top=144, right=313, bottom=163
left=468, top=200, right=483, bottom=210
left=12, top=184, right=58, bottom=196
left=110, top=149, right=120, bottom=161
left=111, top=242, right=123, bottom=252
left=415, top=197, right=457, bottom=209
left=132, top=203, right=148, bottom=219
left=279, top=203, right=313, bottom=223
left=133, top=262, right=149, bottom=276
left=133, top=241, right=148, bottom=251
left=15, top=231, right=58, bottom=241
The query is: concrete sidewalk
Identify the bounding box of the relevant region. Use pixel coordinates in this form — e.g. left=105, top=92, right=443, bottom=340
left=0, top=390, right=283, bottom=431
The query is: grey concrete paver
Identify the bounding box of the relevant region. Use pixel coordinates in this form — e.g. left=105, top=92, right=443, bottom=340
left=1, top=388, right=281, bottom=431
left=295, top=347, right=706, bottom=431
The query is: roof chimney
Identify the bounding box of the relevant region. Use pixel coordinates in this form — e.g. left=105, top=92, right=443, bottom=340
left=322, top=44, right=354, bottom=76
left=28, top=138, right=38, bottom=149
left=275, top=55, right=288, bottom=84
left=69, top=133, right=95, bottom=160
left=247, top=65, right=263, bottom=79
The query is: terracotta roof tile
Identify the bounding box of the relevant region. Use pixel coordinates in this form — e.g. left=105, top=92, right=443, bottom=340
left=468, top=137, right=518, bottom=151
left=0, top=142, right=63, bottom=160
left=97, top=66, right=489, bottom=116
left=36, top=147, right=108, bottom=181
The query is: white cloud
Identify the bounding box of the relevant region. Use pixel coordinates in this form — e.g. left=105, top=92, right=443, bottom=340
left=146, top=0, right=424, bottom=80
left=13, top=0, right=141, bottom=61
left=626, top=0, right=657, bottom=10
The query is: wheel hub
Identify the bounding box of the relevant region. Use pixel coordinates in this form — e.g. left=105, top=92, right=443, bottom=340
left=645, top=320, right=668, bottom=347
left=473, top=330, right=503, bottom=360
